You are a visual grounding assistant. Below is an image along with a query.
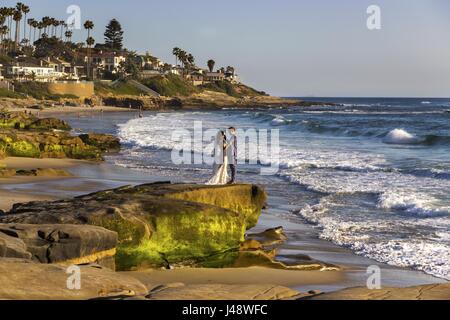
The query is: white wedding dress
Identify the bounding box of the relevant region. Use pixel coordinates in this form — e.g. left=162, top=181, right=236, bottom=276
left=206, top=132, right=229, bottom=185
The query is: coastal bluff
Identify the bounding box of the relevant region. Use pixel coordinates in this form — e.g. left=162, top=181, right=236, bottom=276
left=0, top=182, right=267, bottom=270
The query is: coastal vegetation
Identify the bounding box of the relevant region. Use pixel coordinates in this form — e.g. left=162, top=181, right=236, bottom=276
left=0, top=2, right=280, bottom=109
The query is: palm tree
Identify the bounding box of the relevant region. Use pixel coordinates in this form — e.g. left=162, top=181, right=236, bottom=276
left=37, top=21, right=43, bottom=39
left=65, top=30, right=73, bottom=43
left=207, top=59, right=215, bottom=72
left=21, top=4, right=29, bottom=42
left=59, top=21, right=66, bottom=40
left=27, top=18, right=34, bottom=43
left=178, top=50, right=187, bottom=68
left=84, top=20, right=94, bottom=79
left=86, top=36, right=95, bottom=47
left=84, top=20, right=94, bottom=38
left=13, top=9, right=22, bottom=49
left=31, top=20, right=38, bottom=42
left=52, top=19, right=59, bottom=37
left=0, top=25, right=7, bottom=54
left=172, top=47, right=180, bottom=66
left=6, top=7, right=14, bottom=41
left=41, top=16, right=50, bottom=37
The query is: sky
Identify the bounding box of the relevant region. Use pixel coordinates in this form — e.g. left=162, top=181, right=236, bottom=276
left=3, top=0, right=450, bottom=97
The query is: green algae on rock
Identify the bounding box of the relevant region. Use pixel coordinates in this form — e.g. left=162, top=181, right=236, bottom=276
left=0, top=110, right=37, bottom=129
left=0, top=183, right=267, bottom=270
left=0, top=130, right=105, bottom=160
left=25, top=117, right=72, bottom=131
left=79, top=133, right=121, bottom=152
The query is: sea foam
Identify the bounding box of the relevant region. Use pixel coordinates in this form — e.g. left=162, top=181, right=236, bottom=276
left=383, top=129, right=419, bottom=145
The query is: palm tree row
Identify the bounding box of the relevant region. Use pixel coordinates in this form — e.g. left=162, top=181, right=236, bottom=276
left=0, top=2, right=78, bottom=54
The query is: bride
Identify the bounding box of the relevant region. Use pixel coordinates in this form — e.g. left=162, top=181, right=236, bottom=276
left=206, top=130, right=229, bottom=185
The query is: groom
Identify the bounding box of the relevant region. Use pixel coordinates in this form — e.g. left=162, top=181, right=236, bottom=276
left=227, top=127, right=237, bottom=184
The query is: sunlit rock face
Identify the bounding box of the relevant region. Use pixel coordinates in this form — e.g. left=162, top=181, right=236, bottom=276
left=0, top=183, right=267, bottom=270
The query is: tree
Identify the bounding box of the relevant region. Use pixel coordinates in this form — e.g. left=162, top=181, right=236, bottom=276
left=83, top=20, right=94, bottom=79
left=21, top=3, right=29, bottom=41
left=172, top=47, right=180, bottom=66
left=104, top=19, right=123, bottom=50
left=65, top=30, right=73, bottom=43
left=86, top=36, right=95, bottom=48
left=13, top=9, right=22, bottom=49
left=207, top=59, right=215, bottom=72
left=118, top=52, right=140, bottom=79
left=83, top=20, right=94, bottom=38
left=27, top=18, right=34, bottom=42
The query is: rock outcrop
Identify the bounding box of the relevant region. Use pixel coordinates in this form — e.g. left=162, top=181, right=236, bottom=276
left=304, top=283, right=450, bottom=300
left=0, top=183, right=267, bottom=270
left=0, top=224, right=117, bottom=269
left=0, top=167, right=73, bottom=178
left=0, top=129, right=103, bottom=159
left=0, top=259, right=147, bottom=300
left=0, top=110, right=37, bottom=129
left=203, top=226, right=338, bottom=271
left=79, top=133, right=121, bottom=152
left=26, top=117, right=72, bottom=131
left=145, top=283, right=305, bottom=300
left=0, top=111, right=119, bottom=160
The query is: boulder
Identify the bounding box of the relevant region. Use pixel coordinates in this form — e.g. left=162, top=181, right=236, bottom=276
left=26, top=118, right=72, bottom=131
left=0, top=231, right=32, bottom=259
left=0, top=259, right=148, bottom=300
left=0, top=183, right=267, bottom=270
left=79, top=133, right=121, bottom=152
left=247, top=226, right=287, bottom=247
left=0, top=224, right=117, bottom=269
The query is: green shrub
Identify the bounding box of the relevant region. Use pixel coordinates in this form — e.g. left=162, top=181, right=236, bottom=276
left=199, top=81, right=240, bottom=97
left=95, top=81, right=145, bottom=96
left=0, top=88, right=25, bottom=99
left=141, top=74, right=198, bottom=97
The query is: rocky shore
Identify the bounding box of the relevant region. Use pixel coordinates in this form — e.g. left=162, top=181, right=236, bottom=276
left=0, top=109, right=447, bottom=301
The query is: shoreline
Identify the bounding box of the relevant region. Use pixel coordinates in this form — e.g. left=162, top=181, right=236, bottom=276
left=1, top=109, right=448, bottom=299
left=0, top=155, right=446, bottom=296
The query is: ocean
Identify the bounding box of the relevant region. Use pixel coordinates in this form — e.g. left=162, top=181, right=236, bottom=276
left=64, top=97, right=450, bottom=281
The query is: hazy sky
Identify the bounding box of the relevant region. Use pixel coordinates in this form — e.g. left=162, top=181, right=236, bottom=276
left=4, top=0, right=450, bottom=97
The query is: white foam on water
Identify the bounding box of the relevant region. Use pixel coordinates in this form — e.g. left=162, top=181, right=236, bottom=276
left=378, top=191, right=450, bottom=217
left=300, top=198, right=450, bottom=280
left=383, top=129, right=419, bottom=145
left=116, top=111, right=450, bottom=280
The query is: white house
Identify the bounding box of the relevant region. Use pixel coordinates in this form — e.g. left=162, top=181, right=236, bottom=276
left=6, top=62, right=64, bottom=82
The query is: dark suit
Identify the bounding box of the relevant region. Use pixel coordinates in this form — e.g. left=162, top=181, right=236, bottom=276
left=228, top=134, right=237, bottom=183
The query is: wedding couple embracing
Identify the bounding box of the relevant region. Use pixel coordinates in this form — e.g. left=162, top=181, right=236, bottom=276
left=206, top=127, right=237, bottom=185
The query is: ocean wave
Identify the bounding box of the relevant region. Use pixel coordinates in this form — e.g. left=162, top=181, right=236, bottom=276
left=381, top=129, right=450, bottom=146
left=383, top=129, right=419, bottom=145
left=378, top=191, right=450, bottom=217
left=270, top=115, right=293, bottom=126
left=299, top=199, right=450, bottom=280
